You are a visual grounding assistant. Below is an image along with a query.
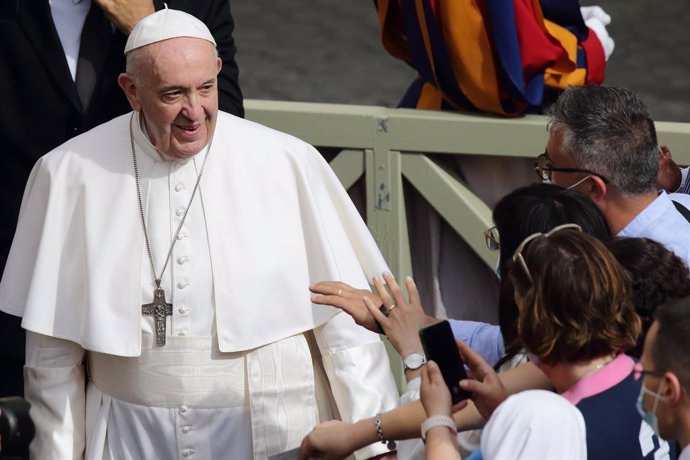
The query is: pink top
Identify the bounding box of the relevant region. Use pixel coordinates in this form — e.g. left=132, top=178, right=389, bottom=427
left=561, top=354, right=635, bottom=405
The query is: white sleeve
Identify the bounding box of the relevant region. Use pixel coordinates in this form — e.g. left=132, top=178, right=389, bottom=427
left=24, top=331, right=86, bottom=459
left=314, top=312, right=399, bottom=460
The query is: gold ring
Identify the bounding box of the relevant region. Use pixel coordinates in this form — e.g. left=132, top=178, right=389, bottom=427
left=336, top=288, right=343, bottom=296
left=387, top=304, right=398, bottom=314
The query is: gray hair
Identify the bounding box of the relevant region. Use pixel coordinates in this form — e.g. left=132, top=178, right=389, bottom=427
left=547, top=86, right=659, bottom=196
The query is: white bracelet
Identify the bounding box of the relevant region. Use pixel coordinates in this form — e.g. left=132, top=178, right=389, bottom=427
left=421, top=415, right=457, bottom=441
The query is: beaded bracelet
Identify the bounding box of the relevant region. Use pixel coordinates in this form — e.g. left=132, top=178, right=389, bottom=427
left=421, top=414, right=457, bottom=441
left=374, top=412, right=397, bottom=450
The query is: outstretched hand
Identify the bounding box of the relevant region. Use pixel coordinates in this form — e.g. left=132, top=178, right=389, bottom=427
left=456, top=340, right=508, bottom=420
left=310, top=281, right=383, bottom=333
left=364, top=273, right=435, bottom=360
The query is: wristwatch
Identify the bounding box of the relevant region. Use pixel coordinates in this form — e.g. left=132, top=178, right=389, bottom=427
left=403, top=351, right=427, bottom=371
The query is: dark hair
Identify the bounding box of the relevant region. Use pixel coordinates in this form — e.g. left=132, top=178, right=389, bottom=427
left=509, top=230, right=640, bottom=366
left=547, top=86, right=659, bottom=196
left=492, top=183, right=611, bottom=358
left=608, top=237, right=690, bottom=357
left=652, top=297, right=690, bottom=392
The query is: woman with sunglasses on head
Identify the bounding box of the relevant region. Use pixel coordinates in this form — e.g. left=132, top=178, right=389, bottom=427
left=457, top=227, right=670, bottom=460
left=300, top=184, right=612, bottom=459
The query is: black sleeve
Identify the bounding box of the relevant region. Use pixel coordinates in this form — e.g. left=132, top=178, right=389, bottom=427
left=205, top=0, right=245, bottom=117
left=165, top=0, right=245, bottom=117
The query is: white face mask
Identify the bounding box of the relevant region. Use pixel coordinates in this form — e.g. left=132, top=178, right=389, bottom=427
left=566, top=175, right=592, bottom=190
left=635, top=380, right=667, bottom=438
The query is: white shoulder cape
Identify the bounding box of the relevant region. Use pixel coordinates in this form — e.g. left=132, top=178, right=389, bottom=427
left=0, top=112, right=388, bottom=356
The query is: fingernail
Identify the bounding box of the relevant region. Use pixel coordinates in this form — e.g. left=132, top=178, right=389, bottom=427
left=372, top=276, right=379, bottom=283
left=459, top=380, right=469, bottom=389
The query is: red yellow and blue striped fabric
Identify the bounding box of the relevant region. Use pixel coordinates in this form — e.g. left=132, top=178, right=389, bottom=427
left=376, top=0, right=606, bottom=116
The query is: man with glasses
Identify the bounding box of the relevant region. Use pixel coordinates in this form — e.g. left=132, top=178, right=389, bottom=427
left=537, top=86, right=690, bottom=265
left=637, top=297, right=690, bottom=460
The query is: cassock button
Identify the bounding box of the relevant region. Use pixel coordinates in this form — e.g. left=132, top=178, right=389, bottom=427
left=177, top=256, right=190, bottom=265
left=177, top=232, right=189, bottom=240
left=175, top=207, right=186, bottom=217
left=181, top=425, right=193, bottom=434
left=177, top=280, right=190, bottom=289
left=175, top=183, right=186, bottom=192
left=182, top=449, right=195, bottom=457
left=179, top=405, right=188, bottom=414
left=178, top=329, right=188, bottom=336
left=178, top=307, right=189, bottom=315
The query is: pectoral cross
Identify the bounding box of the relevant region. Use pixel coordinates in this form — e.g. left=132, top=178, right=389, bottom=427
left=142, top=285, right=172, bottom=346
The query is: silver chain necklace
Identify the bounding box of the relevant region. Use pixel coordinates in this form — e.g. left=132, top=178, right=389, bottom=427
left=129, top=113, right=212, bottom=345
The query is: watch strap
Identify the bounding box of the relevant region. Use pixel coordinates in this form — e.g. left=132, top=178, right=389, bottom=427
left=421, top=415, right=457, bottom=440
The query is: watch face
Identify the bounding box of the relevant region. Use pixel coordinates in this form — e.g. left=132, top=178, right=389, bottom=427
left=404, top=352, right=426, bottom=370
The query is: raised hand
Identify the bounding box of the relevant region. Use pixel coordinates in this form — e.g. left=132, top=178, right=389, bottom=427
left=310, top=281, right=383, bottom=333
left=364, top=273, right=436, bottom=361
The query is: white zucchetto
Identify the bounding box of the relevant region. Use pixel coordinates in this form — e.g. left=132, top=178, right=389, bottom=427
left=124, top=5, right=216, bottom=54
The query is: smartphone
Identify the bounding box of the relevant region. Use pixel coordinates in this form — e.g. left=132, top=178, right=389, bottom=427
left=418, top=320, right=471, bottom=404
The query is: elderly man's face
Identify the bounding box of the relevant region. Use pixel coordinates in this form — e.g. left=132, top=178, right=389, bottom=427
left=123, top=37, right=221, bottom=160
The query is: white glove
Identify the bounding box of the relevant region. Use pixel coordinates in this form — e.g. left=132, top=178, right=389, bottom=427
left=580, top=6, right=615, bottom=61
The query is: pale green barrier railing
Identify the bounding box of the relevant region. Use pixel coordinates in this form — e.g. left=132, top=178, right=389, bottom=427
left=246, top=99, right=690, bottom=387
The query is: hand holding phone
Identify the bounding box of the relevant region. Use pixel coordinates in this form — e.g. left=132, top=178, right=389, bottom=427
left=418, top=320, right=471, bottom=404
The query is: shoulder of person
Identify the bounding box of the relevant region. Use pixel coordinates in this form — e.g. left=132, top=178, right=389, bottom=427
left=216, top=110, right=319, bottom=158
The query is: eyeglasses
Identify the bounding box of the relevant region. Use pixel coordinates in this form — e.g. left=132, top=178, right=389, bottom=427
left=484, top=226, right=500, bottom=251
left=633, top=361, right=664, bottom=381
left=512, top=223, right=583, bottom=282
left=534, top=153, right=610, bottom=184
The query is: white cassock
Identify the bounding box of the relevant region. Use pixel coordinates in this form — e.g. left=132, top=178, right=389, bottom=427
left=0, top=111, right=399, bottom=460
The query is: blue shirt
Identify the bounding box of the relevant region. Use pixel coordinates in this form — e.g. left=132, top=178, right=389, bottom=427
left=619, top=192, right=690, bottom=267
left=449, top=319, right=504, bottom=367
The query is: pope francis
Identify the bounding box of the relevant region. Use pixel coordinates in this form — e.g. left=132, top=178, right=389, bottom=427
left=0, top=7, right=398, bottom=460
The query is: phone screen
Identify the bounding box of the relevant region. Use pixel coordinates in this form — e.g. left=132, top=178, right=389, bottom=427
left=418, top=320, right=471, bottom=403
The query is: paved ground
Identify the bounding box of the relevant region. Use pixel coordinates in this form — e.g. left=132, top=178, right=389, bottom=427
left=231, top=0, right=690, bottom=122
